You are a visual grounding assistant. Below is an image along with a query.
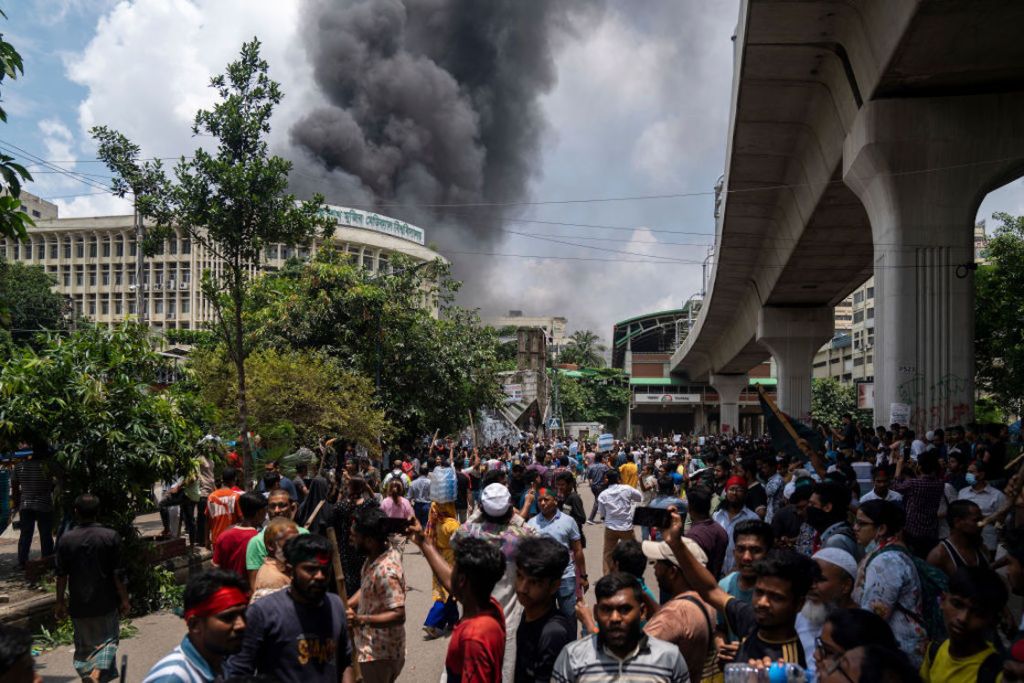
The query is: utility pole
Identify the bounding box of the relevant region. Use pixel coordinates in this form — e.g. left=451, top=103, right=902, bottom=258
left=134, top=206, right=147, bottom=324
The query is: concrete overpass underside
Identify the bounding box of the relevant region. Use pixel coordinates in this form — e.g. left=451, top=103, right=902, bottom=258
left=672, top=0, right=1024, bottom=428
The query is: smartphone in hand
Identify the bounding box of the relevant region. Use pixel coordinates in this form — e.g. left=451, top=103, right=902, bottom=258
left=632, top=506, right=671, bottom=529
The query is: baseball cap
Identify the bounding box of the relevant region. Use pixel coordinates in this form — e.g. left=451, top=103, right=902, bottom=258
left=481, top=483, right=512, bottom=516
left=642, top=538, right=708, bottom=568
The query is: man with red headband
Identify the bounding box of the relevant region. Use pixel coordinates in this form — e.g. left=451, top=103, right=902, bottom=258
left=713, top=475, right=760, bottom=575
left=225, top=534, right=354, bottom=682
left=143, top=569, right=248, bottom=682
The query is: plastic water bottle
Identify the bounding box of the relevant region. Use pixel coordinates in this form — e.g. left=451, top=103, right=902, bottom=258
left=429, top=465, right=457, bottom=502
left=723, top=662, right=807, bottom=683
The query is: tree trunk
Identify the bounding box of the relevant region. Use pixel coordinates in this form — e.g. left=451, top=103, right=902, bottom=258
left=231, top=270, right=252, bottom=488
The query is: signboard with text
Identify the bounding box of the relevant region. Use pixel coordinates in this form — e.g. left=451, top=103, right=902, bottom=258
left=321, top=204, right=426, bottom=245
left=634, top=393, right=701, bottom=405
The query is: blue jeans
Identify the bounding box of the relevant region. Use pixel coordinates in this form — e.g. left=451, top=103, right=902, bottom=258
left=413, top=501, right=431, bottom=528
left=556, top=576, right=577, bottom=620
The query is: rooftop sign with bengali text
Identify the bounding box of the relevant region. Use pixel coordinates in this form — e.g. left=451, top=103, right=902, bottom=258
left=320, top=204, right=425, bottom=246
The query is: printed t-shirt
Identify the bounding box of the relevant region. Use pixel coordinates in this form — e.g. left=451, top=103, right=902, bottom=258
left=206, top=487, right=242, bottom=544
left=920, top=640, right=1002, bottom=683
left=214, top=525, right=259, bottom=584
left=355, top=548, right=406, bottom=663
left=724, top=597, right=805, bottom=667
left=446, top=598, right=506, bottom=683
left=224, top=588, right=351, bottom=682
left=515, top=609, right=574, bottom=683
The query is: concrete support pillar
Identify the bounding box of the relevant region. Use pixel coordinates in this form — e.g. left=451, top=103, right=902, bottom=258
left=710, top=374, right=748, bottom=435
left=844, top=93, right=1024, bottom=432
left=757, top=307, right=834, bottom=422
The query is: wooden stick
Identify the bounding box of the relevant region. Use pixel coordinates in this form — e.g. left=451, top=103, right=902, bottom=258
left=1005, top=451, right=1024, bottom=472
left=304, top=499, right=326, bottom=528
left=327, top=527, right=362, bottom=682
left=757, top=385, right=825, bottom=477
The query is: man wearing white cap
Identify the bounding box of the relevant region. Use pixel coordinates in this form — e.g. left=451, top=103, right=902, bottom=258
left=452, top=483, right=535, bottom=683
left=796, top=547, right=858, bottom=681
left=642, top=537, right=718, bottom=680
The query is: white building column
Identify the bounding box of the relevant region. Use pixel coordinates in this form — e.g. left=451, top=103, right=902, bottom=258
left=844, top=93, right=1024, bottom=432
left=710, top=374, right=748, bottom=436
left=757, top=307, right=834, bottom=422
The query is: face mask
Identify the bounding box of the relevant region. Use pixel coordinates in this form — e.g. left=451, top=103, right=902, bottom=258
left=863, top=539, right=879, bottom=554
left=965, top=473, right=977, bottom=486
left=805, top=506, right=829, bottom=532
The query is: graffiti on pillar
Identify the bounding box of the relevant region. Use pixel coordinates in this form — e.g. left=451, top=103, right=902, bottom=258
left=896, top=373, right=972, bottom=431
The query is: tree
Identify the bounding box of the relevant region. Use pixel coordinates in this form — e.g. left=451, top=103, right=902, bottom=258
left=557, top=368, right=630, bottom=431
left=811, top=378, right=859, bottom=428
left=975, top=212, right=1024, bottom=416
left=558, top=329, right=606, bottom=367
left=163, top=40, right=332, bottom=482
left=91, top=126, right=171, bottom=324
left=189, top=347, right=391, bottom=454
left=246, top=248, right=503, bottom=442
left=0, top=9, right=32, bottom=242
left=0, top=261, right=66, bottom=349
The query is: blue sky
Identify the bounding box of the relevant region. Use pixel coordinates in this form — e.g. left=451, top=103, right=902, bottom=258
left=3, top=1, right=1022, bottom=338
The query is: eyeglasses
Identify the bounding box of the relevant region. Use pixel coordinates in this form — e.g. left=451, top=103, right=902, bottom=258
left=815, top=637, right=843, bottom=661
left=852, top=519, right=874, bottom=528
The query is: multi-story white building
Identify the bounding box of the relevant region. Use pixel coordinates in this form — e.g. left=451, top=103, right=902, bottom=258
left=486, top=310, right=569, bottom=352
left=0, top=193, right=446, bottom=330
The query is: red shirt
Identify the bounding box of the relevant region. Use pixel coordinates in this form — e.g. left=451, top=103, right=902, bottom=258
left=206, top=487, right=242, bottom=544
left=213, top=525, right=258, bottom=584
left=445, top=598, right=506, bottom=683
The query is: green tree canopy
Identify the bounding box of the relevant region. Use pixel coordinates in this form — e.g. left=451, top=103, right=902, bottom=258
left=0, top=323, right=199, bottom=529
left=0, top=261, right=66, bottom=349
left=558, top=329, right=607, bottom=367
left=976, top=212, right=1024, bottom=416
left=244, top=248, right=502, bottom=442
left=557, top=368, right=630, bottom=431
left=189, top=347, right=391, bottom=455
left=810, top=378, right=870, bottom=428
left=0, top=8, right=33, bottom=242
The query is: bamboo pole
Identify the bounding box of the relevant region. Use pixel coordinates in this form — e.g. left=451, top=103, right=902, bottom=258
left=327, top=528, right=362, bottom=682
left=979, top=457, right=1024, bottom=528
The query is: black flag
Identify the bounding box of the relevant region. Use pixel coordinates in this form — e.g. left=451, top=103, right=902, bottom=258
left=757, top=386, right=823, bottom=461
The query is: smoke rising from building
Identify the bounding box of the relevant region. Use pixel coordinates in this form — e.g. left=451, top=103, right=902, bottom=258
left=289, top=0, right=601, bottom=303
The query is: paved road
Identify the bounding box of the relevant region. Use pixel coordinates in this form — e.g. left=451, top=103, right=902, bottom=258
left=34, top=487, right=634, bottom=682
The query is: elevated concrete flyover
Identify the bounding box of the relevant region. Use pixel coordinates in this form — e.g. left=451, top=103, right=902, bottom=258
left=672, top=0, right=1024, bottom=430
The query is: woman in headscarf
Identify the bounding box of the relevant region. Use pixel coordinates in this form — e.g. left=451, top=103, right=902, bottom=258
left=421, top=501, right=461, bottom=639
left=328, top=476, right=378, bottom=597
left=296, top=466, right=330, bottom=535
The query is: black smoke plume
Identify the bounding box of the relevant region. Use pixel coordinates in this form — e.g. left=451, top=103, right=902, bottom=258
left=289, top=0, right=601, bottom=301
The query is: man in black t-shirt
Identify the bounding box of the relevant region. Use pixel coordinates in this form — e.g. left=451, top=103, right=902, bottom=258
left=454, top=459, right=471, bottom=523
left=660, top=506, right=819, bottom=668
left=514, top=536, right=575, bottom=683
left=55, top=494, right=130, bottom=682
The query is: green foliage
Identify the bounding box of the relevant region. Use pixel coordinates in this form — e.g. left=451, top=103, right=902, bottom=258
left=91, top=126, right=171, bottom=235
left=810, top=378, right=870, bottom=427
left=0, top=260, right=67, bottom=349
left=974, top=396, right=1007, bottom=425
left=162, top=39, right=333, bottom=480
left=0, top=9, right=33, bottom=242
left=34, top=619, right=137, bottom=654
left=558, top=330, right=607, bottom=368
left=189, top=346, right=391, bottom=454
left=163, top=327, right=217, bottom=348
left=0, top=323, right=200, bottom=531
left=557, top=368, right=630, bottom=430
left=246, top=248, right=503, bottom=442
left=975, top=212, right=1024, bottom=417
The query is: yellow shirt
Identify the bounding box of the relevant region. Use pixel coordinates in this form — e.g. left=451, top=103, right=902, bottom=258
left=920, top=640, right=1002, bottom=683
left=619, top=462, right=639, bottom=489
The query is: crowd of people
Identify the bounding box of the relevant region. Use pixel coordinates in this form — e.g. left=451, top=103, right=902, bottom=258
left=3, top=419, right=1024, bottom=682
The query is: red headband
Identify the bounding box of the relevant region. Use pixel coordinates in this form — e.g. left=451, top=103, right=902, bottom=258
left=725, top=476, right=748, bottom=490
left=184, top=587, right=248, bottom=620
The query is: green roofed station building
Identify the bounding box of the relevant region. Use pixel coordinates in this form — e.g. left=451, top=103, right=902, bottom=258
left=612, top=307, right=776, bottom=436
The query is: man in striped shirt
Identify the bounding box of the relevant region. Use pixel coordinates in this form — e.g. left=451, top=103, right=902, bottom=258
left=143, top=570, right=247, bottom=683
left=552, top=572, right=688, bottom=682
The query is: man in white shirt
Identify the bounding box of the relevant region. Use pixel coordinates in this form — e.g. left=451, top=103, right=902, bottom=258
left=910, top=431, right=927, bottom=460
left=957, top=460, right=1006, bottom=554
left=712, top=476, right=761, bottom=575
left=859, top=465, right=903, bottom=505
left=596, top=470, right=641, bottom=574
